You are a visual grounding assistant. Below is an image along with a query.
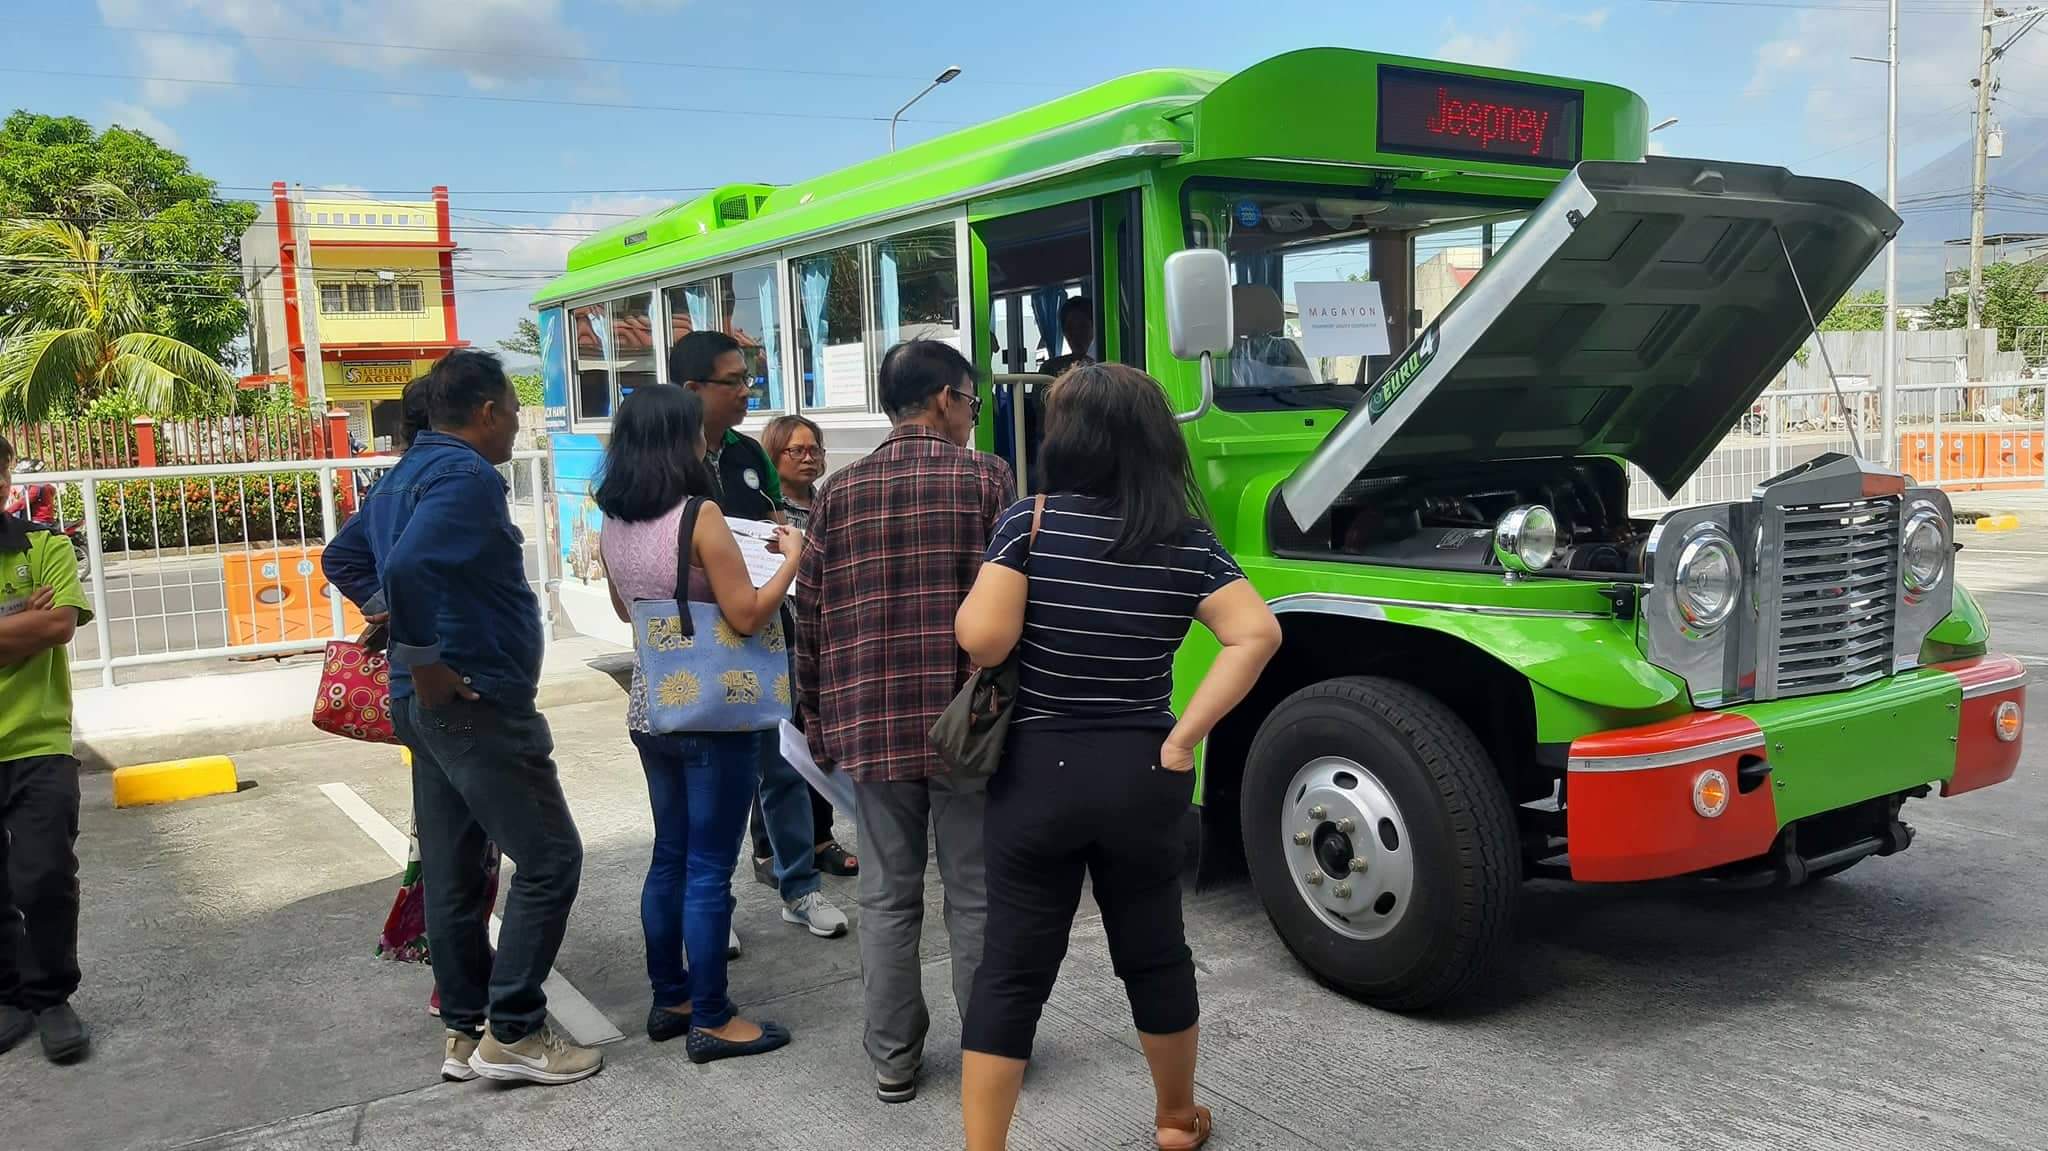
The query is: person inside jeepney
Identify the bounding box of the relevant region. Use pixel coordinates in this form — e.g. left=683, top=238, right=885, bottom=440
left=1039, top=296, right=1095, bottom=378
left=1229, top=284, right=1315, bottom=390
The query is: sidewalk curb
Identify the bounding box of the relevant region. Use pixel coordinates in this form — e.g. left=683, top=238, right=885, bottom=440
left=75, top=668, right=628, bottom=774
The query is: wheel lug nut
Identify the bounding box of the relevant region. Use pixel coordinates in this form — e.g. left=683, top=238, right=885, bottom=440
left=1348, top=857, right=1367, bottom=873
left=1333, top=883, right=1353, bottom=899
left=1335, top=817, right=1356, bottom=834
left=1309, top=805, right=1328, bottom=820
left=1293, top=831, right=1310, bottom=845
left=1303, top=871, right=1323, bottom=886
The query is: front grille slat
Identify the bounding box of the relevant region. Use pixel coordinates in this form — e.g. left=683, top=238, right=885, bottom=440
left=1767, top=495, right=1899, bottom=701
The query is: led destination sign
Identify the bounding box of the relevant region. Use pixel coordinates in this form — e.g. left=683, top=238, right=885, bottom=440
left=1377, top=65, right=1584, bottom=168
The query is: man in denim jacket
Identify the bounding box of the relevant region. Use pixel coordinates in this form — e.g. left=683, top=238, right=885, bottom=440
left=325, top=350, right=601, bottom=1086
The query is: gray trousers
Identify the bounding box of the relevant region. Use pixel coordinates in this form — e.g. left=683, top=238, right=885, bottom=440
left=851, top=770, right=988, bottom=1081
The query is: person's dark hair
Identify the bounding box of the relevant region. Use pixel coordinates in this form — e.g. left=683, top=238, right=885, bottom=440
left=427, top=349, right=512, bottom=430
left=670, top=330, right=742, bottom=385
left=1059, top=296, right=1092, bottom=326
left=1038, top=362, right=1207, bottom=559
left=594, top=384, right=716, bottom=522
left=0, top=432, right=13, bottom=471
left=395, top=376, right=433, bottom=450
left=878, top=339, right=974, bottom=419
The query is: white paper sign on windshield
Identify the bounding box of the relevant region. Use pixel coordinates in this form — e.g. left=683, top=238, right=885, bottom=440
left=1296, top=281, right=1392, bottom=360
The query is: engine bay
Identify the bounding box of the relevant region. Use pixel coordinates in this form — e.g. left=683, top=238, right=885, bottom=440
left=1269, top=458, right=1653, bottom=577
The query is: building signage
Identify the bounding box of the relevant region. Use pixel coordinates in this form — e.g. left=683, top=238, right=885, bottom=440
left=341, top=362, right=414, bottom=387
left=1377, top=65, right=1583, bottom=167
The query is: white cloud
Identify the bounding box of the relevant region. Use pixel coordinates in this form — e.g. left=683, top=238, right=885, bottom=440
left=1563, top=8, right=1610, bottom=30
left=104, top=101, right=180, bottom=147
left=1436, top=26, right=1522, bottom=69
left=462, top=194, right=678, bottom=280
left=133, top=32, right=238, bottom=106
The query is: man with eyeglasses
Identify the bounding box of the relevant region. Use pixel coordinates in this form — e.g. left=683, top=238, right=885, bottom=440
left=794, top=339, right=1010, bottom=1104
left=673, top=331, right=850, bottom=946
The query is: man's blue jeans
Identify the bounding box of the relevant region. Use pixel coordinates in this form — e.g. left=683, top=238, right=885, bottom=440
left=754, top=741, right=826, bottom=903
left=631, top=729, right=762, bottom=1028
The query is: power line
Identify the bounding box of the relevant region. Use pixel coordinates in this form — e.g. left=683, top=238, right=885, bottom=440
left=0, top=66, right=973, bottom=126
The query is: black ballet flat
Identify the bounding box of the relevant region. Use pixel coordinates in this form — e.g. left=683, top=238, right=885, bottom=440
left=685, top=1020, right=791, bottom=1064
left=646, top=1006, right=692, bottom=1043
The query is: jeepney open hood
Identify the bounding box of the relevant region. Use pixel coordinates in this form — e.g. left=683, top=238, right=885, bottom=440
left=1279, top=157, right=1900, bottom=530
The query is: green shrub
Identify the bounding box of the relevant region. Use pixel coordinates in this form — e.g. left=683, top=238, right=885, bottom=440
left=61, top=472, right=339, bottom=553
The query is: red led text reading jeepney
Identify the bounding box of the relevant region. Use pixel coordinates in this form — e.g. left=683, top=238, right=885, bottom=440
left=1421, top=87, right=1553, bottom=156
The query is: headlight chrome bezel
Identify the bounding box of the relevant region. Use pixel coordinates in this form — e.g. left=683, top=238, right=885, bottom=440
left=1673, top=526, right=1742, bottom=635
left=1494, top=504, right=1559, bottom=574
left=1902, top=502, right=1950, bottom=595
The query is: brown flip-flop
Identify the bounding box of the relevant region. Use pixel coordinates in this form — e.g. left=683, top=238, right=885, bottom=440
left=1155, top=1104, right=1212, bottom=1150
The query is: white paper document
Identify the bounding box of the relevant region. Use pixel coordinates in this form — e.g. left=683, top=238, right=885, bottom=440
left=1295, top=280, right=1392, bottom=359
left=779, top=719, right=856, bottom=817
left=725, top=517, right=786, bottom=589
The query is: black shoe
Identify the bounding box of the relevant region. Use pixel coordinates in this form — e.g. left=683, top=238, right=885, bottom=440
left=36, top=1004, right=89, bottom=1064
left=815, top=841, right=859, bottom=877
left=685, top=1020, right=791, bottom=1064
left=646, top=1006, right=692, bottom=1043
left=751, top=855, right=777, bottom=889
left=877, top=1074, right=919, bottom=1104
left=0, top=1006, right=32, bottom=1056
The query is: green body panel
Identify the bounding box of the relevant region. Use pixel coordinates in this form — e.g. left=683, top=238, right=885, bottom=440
left=1924, top=583, right=1992, bottom=661
left=1730, top=669, right=1962, bottom=825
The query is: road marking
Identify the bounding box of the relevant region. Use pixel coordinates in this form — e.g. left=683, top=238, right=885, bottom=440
left=317, top=781, right=625, bottom=1048
left=1967, top=587, right=2048, bottom=598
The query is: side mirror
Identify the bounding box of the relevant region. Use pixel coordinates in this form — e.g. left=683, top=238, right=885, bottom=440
left=1163, top=249, right=1233, bottom=423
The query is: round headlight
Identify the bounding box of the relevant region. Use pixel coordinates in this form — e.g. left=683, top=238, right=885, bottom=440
left=1903, top=508, right=1949, bottom=593
left=1675, top=530, right=1740, bottom=632
left=1494, top=505, right=1558, bottom=573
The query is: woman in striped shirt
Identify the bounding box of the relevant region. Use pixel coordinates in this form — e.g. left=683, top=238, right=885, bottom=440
left=954, top=363, right=1281, bottom=1151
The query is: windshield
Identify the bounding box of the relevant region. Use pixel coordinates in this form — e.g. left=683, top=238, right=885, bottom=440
left=1181, top=180, right=1532, bottom=412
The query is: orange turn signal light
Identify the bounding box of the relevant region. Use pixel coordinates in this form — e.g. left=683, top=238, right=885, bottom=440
left=1995, top=700, right=2022, bottom=743
left=1692, top=768, right=1731, bottom=818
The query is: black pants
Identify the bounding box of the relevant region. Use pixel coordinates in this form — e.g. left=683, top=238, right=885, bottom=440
left=962, top=727, right=1198, bottom=1060
left=0, top=756, right=82, bottom=1013
left=395, top=696, right=584, bottom=1044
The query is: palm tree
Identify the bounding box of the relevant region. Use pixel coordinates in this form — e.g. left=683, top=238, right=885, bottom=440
left=0, top=183, right=234, bottom=418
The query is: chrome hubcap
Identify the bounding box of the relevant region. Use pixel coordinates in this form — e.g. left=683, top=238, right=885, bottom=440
left=1281, top=756, right=1413, bottom=941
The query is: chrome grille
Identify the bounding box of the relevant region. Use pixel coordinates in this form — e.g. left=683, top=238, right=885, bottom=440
left=1769, top=497, right=1899, bottom=698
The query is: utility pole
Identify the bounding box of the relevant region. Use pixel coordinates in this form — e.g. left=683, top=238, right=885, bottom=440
left=1967, top=0, right=1995, bottom=334
left=1881, top=0, right=1900, bottom=466
left=290, top=184, right=327, bottom=410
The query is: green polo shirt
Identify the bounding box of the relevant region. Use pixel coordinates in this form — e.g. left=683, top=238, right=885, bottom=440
left=0, top=519, right=93, bottom=761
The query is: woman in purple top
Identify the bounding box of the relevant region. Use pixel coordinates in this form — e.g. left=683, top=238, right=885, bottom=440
left=597, top=385, right=804, bottom=1063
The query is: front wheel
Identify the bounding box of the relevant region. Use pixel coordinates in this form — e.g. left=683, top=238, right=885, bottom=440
left=1241, top=677, right=1518, bottom=1011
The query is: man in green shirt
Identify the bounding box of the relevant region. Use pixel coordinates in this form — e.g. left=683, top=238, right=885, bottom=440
left=0, top=433, right=94, bottom=1064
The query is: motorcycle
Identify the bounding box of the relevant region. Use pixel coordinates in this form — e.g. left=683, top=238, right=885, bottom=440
left=3, top=460, right=91, bottom=579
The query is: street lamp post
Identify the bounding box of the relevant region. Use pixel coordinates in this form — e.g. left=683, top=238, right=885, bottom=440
left=891, top=65, right=962, bottom=152
left=1650, top=116, right=1679, bottom=134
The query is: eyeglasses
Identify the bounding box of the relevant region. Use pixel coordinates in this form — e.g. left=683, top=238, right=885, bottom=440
left=949, top=387, right=983, bottom=419
left=700, top=374, right=753, bottom=390
left=780, top=445, right=825, bottom=460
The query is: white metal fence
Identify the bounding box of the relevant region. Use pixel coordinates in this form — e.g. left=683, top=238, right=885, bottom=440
left=1628, top=382, right=2047, bottom=515
left=33, top=451, right=551, bottom=687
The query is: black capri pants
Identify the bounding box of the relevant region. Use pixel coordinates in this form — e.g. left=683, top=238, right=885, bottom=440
left=962, top=725, right=1199, bottom=1060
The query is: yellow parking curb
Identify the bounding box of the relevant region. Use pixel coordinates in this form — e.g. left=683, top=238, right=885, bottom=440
left=112, top=756, right=239, bottom=808
left=1974, top=513, right=2021, bottom=533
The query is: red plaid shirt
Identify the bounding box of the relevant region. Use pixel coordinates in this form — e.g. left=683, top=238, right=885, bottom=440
left=795, top=424, right=1016, bottom=783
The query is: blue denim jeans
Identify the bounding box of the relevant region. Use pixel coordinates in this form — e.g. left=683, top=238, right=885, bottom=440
left=631, top=729, right=763, bottom=1028
left=755, top=742, right=826, bottom=903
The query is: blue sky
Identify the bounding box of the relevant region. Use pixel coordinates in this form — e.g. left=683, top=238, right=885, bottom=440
left=3, top=0, right=2041, bottom=356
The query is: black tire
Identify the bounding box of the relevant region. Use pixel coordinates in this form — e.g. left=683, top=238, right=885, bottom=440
left=1241, top=676, right=1518, bottom=1011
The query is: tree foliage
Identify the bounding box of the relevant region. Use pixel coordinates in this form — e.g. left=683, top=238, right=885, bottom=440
left=1819, top=289, right=1887, bottom=332
left=498, top=317, right=542, bottom=360
left=0, top=111, right=257, bottom=367
left=1923, top=261, right=2048, bottom=351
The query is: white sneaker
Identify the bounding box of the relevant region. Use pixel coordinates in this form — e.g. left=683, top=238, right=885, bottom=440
left=728, top=926, right=742, bottom=959
left=782, top=890, right=848, bottom=938
left=467, top=1024, right=604, bottom=1085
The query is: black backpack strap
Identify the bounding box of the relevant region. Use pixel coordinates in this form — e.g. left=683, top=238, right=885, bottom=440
left=672, top=497, right=705, bottom=638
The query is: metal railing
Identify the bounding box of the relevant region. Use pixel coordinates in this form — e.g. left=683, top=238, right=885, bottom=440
left=1629, top=382, right=2047, bottom=515
left=36, top=451, right=550, bottom=687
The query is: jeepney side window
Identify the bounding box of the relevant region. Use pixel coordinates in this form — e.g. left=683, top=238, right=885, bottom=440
left=570, top=301, right=611, bottom=424
left=611, top=291, right=657, bottom=399
left=869, top=225, right=961, bottom=367
left=793, top=244, right=867, bottom=411
left=667, top=269, right=787, bottom=413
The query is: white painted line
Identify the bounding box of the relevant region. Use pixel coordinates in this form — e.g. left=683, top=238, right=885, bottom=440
left=1966, top=587, right=2048, bottom=598
left=318, top=781, right=625, bottom=1047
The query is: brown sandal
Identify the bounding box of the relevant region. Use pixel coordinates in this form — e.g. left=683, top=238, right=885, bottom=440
left=1155, top=1104, right=1212, bottom=1150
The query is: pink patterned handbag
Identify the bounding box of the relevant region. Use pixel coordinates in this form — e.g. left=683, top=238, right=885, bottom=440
left=313, top=626, right=397, bottom=744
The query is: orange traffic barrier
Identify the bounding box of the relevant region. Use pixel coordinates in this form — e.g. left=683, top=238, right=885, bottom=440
left=222, top=545, right=364, bottom=647
left=1898, top=432, right=1937, bottom=482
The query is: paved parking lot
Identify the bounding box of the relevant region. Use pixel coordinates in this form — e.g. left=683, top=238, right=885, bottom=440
left=7, top=526, right=2048, bottom=1150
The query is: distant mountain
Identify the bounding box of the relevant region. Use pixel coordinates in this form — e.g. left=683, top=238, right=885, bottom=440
left=1886, top=116, right=2048, bottom=302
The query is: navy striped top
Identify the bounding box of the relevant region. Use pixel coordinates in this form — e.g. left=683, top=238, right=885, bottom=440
left=984, top=494, right=1246, bottom=731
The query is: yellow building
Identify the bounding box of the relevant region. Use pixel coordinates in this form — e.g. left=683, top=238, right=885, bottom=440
left=242, top=183, right=466, bottom=449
